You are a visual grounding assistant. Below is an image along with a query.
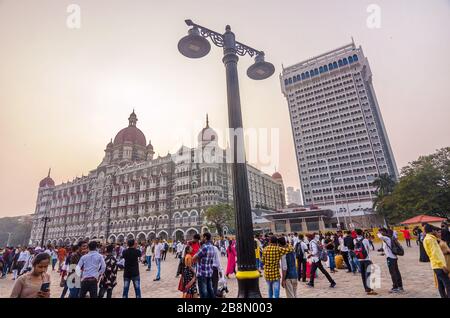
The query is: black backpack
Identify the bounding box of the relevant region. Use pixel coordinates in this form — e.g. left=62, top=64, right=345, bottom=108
left=295, top=242, right=304, bottom=259
left=389, top=237, right=404, bottom=256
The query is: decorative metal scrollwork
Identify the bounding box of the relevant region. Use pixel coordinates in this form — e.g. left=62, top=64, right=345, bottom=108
left=235, top=42, right=259, bottom=57
left=199, top=28, right=224, bottom=47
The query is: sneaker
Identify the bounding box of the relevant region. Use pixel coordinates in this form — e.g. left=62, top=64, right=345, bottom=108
left=306, top=283, right=314, bottom=288
left=389, top=288, right=399, bottom=293
left=146, top=268, right=150, bottom=271
left=397, top=287, right=404, bottom=292
left=153, top=278, right=160, bottom=281
left=366, top=290, right=378, bottom=295
left=330, top=282, right=336, bottom=288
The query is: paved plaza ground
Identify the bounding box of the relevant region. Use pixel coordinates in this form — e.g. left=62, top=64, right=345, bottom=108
left=0, top=243, right=440, bottom=298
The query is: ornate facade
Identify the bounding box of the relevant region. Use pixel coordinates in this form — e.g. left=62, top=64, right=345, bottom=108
left=30, top=112, right=285, bottom=246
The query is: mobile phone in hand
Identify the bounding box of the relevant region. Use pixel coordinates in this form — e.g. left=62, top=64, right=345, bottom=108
left=40, top=282, right=50, bottom=292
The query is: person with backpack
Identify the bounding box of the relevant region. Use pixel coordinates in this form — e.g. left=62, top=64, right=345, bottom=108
left=306, top=233, right=336, bottom=288
left=279, top=237, right=298, bottom=298
left=324, top=234, right=337, bottom=273
left=343, top=231, right=359, bottom=273
left=295, top=234, right=308, bottom=282
left=377, top=228, right=404, bottom=293
left=354, top=229, right=377, bottom=295
left=261, top=235, right=294, bottom=298
left=161, top=240, right=169, bottom=261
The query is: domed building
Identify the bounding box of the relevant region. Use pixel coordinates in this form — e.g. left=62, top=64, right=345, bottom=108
left=30, top=112, right=286, bottom=246
left=198, top=114, right=218, bottom=148
left=100, top=111, right=154, bottom=167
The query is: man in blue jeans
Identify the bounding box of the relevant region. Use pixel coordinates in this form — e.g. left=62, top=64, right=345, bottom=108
left=122, top=239, right=142, bottom=298
left=153, top=238, right=164, bottom=281
left=68, top=241, right=87, bottom=298
left=193, top=232, right=216, bottom=298
left=145, top=240, right=152, bottom=271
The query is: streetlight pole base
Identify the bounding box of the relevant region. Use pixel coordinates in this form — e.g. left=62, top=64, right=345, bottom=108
left=237, top=277, right=262, bottom=298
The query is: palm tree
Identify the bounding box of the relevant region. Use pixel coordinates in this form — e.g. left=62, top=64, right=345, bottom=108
left=372, top=173, right=396, bottom=197
left=372, top=173, right=397, bottom=226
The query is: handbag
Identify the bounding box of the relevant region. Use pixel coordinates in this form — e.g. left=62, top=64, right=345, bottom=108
left=177, top=275, right=184, bottom=292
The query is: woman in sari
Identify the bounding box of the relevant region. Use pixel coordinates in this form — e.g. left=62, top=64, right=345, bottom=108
left=180, top=245, right=198, bottom=298
left=225, top=240, right=237, bottom=278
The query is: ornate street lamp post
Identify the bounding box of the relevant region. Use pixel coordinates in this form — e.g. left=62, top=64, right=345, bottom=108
left=40, top=216, right=51, bottom=248
left=178, top=19, right=275, bottom=298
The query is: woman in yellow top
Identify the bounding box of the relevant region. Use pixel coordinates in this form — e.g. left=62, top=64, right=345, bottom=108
left=255, top=237, right=262, bottom=275
left=423, top=224, right=450, bottom=298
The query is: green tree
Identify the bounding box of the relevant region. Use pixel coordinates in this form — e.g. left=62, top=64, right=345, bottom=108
left=374, top=147, right=450, bottom=223
left=204, top=203, right=235, bottom=237
left=372, top=173, right=397, bottom=225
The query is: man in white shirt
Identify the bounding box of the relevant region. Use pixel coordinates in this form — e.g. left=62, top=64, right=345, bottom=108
left=378, top=228, right=404, bottom=293
left=76, top=241, right=106, bottom=298
left=212, top=244, right=223, bottom=296
left=292, top=233, right=300, bottom=248
left=175, top=240, right=185, bottom=278
left=17, top=247, right=30, bottom=275
left=354, top=229, right=377, bottom=295
left=145, top=240, right=153, bottom=271
left=153, top=238, right=164, bottom=281
left=306, top=233, right=336, bottom=288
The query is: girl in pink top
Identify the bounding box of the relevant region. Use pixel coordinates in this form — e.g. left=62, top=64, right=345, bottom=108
left=10, top=253, right=51, bottom=298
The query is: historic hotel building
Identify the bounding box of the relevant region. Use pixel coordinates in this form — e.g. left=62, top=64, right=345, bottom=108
left=30, top=112, right=285, bottom=246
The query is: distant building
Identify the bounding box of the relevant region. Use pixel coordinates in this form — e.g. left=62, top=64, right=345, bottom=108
left=30, top=112, right=285, bottom=246
left=286, top=186, right=302, bottom=205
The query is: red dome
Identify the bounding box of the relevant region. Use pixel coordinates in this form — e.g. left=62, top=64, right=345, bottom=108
left=113, top=111, right=147, bottom=147
left=39, top=176, right=55, bottom=188
left=272, top=172, right=282, bottom=180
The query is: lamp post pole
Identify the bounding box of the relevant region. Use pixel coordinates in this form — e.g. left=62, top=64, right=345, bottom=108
left=6, top=232, right=12, bottom=247
left=40, top=216, right=50, bottom=248
left=178, top=20, right=275, bottom=298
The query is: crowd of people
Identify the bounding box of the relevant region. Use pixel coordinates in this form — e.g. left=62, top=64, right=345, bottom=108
left=1, top=221, right=449, bottom=298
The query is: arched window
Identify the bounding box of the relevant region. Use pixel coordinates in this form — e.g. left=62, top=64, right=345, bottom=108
left=324, top=65, right=328, bottom=72
left=338, top=59, right=343, bottom=67
left=305, top=72, right=310, bottom=78
left=319, top=66, right=324, bottom=73
left=328, top=63, right=333, bottom=70
left=348, top=56, right=353, bottom=63
left=343, top=58, right=348, bottom=65
left=301, top=73, right=306, bottom=80
left=309, top=70, right=314, bottom=77
left=314, top=68, right=319, bottom=75
left=353, top=54, right=358, bottom=61
left=293, top=76, right=297, bottom=82
left=284, top=79, right=289, bottom=85
left=288, top=78, right=292, bottom=84
left=296, top=74, right=301, bottom=81
left=333, top=61, right=338, bottom=69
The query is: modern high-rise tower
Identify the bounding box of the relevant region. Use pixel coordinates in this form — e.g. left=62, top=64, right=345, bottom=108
left=280, top=42, right=398, bottom=226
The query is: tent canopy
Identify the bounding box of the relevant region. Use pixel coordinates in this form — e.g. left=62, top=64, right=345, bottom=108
left=400, top=214, right=446, bottom=225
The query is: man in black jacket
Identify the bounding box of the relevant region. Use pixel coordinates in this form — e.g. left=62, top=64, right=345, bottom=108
left=343, top=231, right=359, bottom=273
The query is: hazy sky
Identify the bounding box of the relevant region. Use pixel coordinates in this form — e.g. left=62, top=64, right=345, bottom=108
left=0, top=0, right=449, bottom=217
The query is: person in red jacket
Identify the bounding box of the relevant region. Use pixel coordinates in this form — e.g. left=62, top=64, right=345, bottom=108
left=400, top=227, right=412, bottom=247
left=188, top=234, right=201, bottom=256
